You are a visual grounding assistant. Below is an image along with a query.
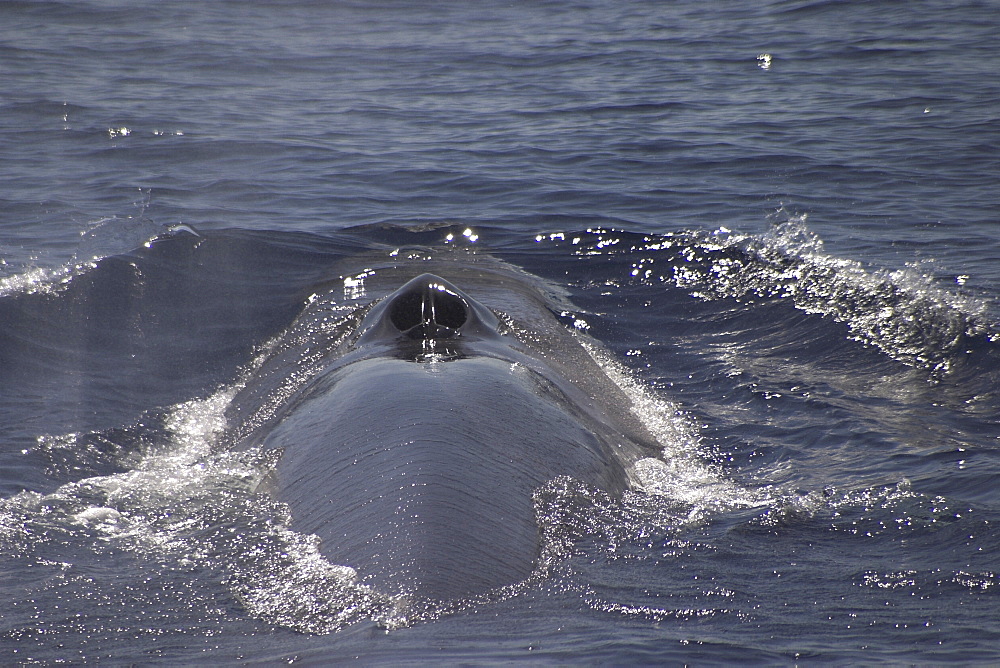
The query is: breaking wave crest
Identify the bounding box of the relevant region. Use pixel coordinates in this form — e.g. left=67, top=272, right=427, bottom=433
left=569, top=213, right=996, bottom=376
left=734, top=216, right=993, bottom=375
left=0, top=214, right=196, bottom=297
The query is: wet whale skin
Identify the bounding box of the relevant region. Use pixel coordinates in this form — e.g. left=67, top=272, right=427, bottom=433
left=233, top=269, right=653, bottom=602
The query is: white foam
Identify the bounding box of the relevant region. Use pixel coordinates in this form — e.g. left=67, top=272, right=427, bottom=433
left=7, top=378, right=407, bottom=632
left=729, top=215, right=991, bottom=372
left=0, top=260, right=97, bottom=297
left=576, top=336, right=774, bottom=516
left=0, top=213, right=194, bottom=298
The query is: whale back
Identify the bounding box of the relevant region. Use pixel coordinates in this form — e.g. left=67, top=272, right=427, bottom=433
left=261, top=354, right=630, bottom=601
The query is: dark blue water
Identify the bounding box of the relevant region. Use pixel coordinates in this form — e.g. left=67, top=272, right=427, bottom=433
left=2, top=0, right=999, bottom=663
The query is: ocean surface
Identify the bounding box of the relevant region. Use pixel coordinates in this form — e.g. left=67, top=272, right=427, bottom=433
left=2, top=0, right=999, bottom=663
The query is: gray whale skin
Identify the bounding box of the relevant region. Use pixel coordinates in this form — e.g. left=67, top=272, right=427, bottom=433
left=234, top=265, right=656, bottom=604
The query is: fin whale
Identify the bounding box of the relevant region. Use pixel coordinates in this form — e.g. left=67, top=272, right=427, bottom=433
left=231, top=265, right=656, bottom=605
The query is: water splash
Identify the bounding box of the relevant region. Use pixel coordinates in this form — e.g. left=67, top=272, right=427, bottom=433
left=0, top=215, right=198, bottom=298
left=590, top=214, right=996, bottom=376
left=575, top=335, right=774, bottom=516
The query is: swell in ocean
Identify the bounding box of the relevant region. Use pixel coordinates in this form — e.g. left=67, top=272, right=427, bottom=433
left=2, top=218, right=998, bottom=662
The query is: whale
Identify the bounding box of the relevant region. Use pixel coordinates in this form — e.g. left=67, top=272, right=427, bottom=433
left=226, top=253, right=659, bottom=606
